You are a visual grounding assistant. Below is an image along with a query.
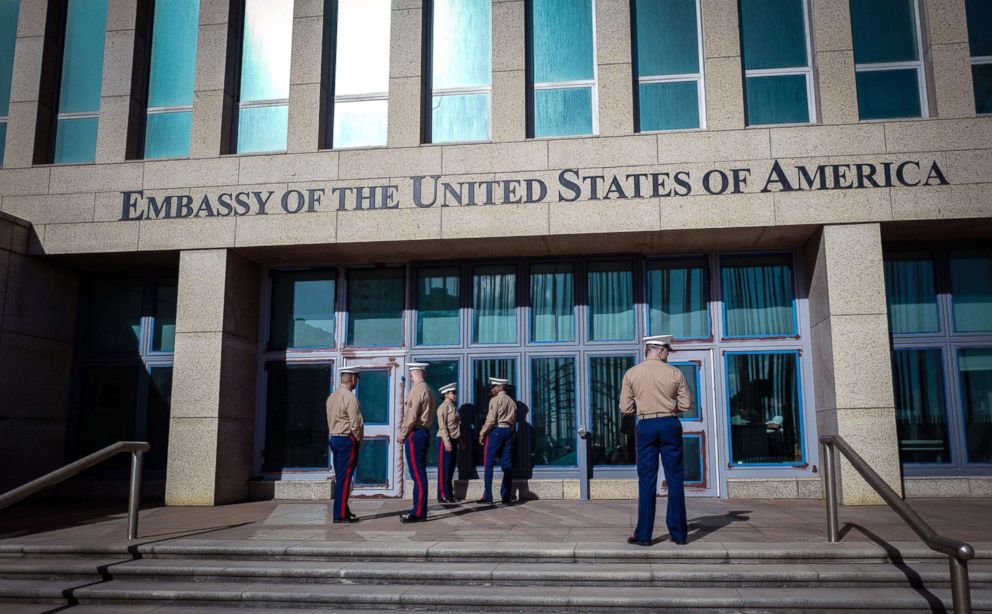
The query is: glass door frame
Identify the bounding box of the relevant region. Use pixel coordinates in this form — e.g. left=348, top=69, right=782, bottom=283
left=662, top=349, right=719, bottom=497
left=343, top=356, right=404, bottom=497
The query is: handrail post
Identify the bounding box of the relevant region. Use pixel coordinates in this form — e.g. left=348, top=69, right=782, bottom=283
left=950, top=556, right=972, bottom=614
left=821, top=440, right=839, bottom=543
left=127, top=449, right=144, bottom=540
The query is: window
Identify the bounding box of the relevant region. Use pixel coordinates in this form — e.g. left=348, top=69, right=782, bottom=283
left=54, top=0, right=108, bottom=163
left=959, top=348, right=992, bottom=463
left=633, top=0, right=703, bottom=131
left=269, top=270, right=336, bottom=350
left=588, top=261, right=635, bottom=341
left=739, top=0, right=813, bottom=125
left=726, top=351, right=803, bottom=465
left=850, top=0, right=926, bottom=120
left=330, top=0, right=390, bottom=148
left=355, top=369, right=389, bottom=424
left=86, top=278, right=144, bottom=354
left=531, top=356, right=577, bottom=466
left=78, top=366, right=139, bottom=467
left=966, top=0, right=992, bottom=114
left=949, top=248, right=992, bottom=332
left=892, top=349, right=950, bottom=463
left=235, top=0, right=292, bottom=153
left=152, top=278, right=177, bottom=352
left=263, top=363, right=333, bottom=471
left=589, top=354, right=636, bottom=466
left=0, top=0, right=18, bottom=166
left=473, top=265, right=516, bottom=344
left=356, top=437, right=390, bottom=485
left=416, top=266, right=460, bottom=346
left=528, top=0, right=595, bottom=137
left=530, top=262, right=575, bottom=343
left=143, top=0, right=200, bottom=158
left=346, top=268, right=404, bottom=347
left=471, top=357, right=516, bottom=464
left=429, top=0, right=491, bottom=142
left=721, top=254, right=796, bottom=338
left=682, top=434, right=704, bottom=484
left=417, top=358, right=459, bottom=467
left=884, top=251, right=939, bottom=334
left=646, top=257, right=709, bottom=339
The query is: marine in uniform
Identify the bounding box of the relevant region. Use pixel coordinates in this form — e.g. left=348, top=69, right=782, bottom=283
left=398, top=362, right=436, bottom=523
left=477, top=377, right=516, bottom=504
left=326, top=367, right=365, bottom=524
left=435, top=383, right=460, bottom=503
left=619, top=335, right=692, bottom=546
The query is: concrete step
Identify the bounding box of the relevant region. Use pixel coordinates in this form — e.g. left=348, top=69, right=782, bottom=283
left=1, top=577, right=990, bottom=611
left=1, top=556, right=991, bottom=589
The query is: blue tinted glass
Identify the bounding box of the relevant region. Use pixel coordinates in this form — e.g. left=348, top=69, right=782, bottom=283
left=0, top=122, right=5, bottom=166
left=531, top=357, right=577, bottom=466
left=355, top=437, right=389, bottom=485
left=884, top=251, right=939, bottom=334
left=721, top=254, right=796, bottom=338
left=240, top=0, right=293, bottom=102
left=850, top=0, right=918, bottom=64
left=144, top=111, right=192, bottom=158
left=54, top=116, right=98, bottom=163
left=262, top=363, right=333, bottom=471
left=966, top=0, right=992, bottom=57
left=683, top=434, right=703, bottom=482
left=949, top=248, right=992, bottom=332
left=974, top=64, right=992, bottom=114
left=356, top=370, right=390, bottom=424
left=333, top=100, right=387, bottom=148
left=59, top=0, right=108, bottom=113
left=745, top=74, right=809, bottom=125
left=432, top=93, right=489, bottom=142
left=634, top=0, right=699, bottom=76
left=416, top=267, right=459, bottom=346
left=347, top=268, right=405, bottom=347
left=0, top=0, right=18, bottom=117
left=269, top=270, right=336, bottom=350
left=148, top=0, right=199, bottom=107
left=530, top=0, right=594, bottom=82
left=639, top=80, right=699, bottom=131
left=740, top=0, right=808, bottom=69
left=856, top=68, right=921, bottom=120
left=237, top=104, right=288, bottom=153
left=432, top=0, right=491, bottom=89
left=534, top=87, right=593, bottom=137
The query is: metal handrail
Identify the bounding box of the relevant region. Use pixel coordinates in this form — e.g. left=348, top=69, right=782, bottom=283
left=0, top=441, right=149, bottom=540
left=820, top=435, right=974, bottom=614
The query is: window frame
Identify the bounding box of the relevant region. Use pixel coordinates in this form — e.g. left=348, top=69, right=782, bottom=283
left=891, top=346, right=954, bottom=466
left=718, top=251, right=800, bottom=340
left=644, top=254, right=713, bottom=341
left=528, top=352, right=581, bottom=469
left=528, top=260, right=578, bottom=345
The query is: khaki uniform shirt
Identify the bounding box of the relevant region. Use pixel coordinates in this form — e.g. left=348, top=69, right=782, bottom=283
left=480, top=391, right=516, bottom=439
left=326, top=387, right=364, bottom=441
left=399, top=380, right=436, bottom=441
left=436, top=399, right=461, bottom=449
left=619, top=357, right=692, bottom=418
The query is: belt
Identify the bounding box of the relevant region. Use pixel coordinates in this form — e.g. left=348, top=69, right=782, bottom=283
left=330, top=432, right=355, bottom=437
left=497, top=423, right=513, bottom=428
left=638, top=412, right=676, bottom=419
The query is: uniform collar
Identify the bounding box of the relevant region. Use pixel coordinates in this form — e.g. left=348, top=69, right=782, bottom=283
left=645, top=356, right=663, bottom=362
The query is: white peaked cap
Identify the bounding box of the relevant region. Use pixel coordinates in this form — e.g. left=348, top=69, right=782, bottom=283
left=339, top=366, right=362, bottom=374
left=407, top=362, right=430, bottom=371
left=642, top=334, right=674, bottom=346
left=439, top=383, right=457, bottom=394
left=489, top=377, right=509, bottom=386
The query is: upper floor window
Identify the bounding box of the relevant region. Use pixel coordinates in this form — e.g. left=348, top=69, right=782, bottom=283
left=720, top=254, right=797, bottom=338
left=632, top=0, right=703, bottom=131
left=54, top=0, right=108, bottom=163
left=966, top=0, right=992, bottom=114
left=330, top=0, right=390, bottom=148
left=235, top=0, right=292, bottom=153
left=0, top=0, right=18, bottom=166
left=646, top=257, right=710, bottom=339
left=849, top=0, right=926, bottom=120
left=739, top=0, right=814, bottom=125
left=528, top=0, right=595, bottom=137
left=428, top=0, right=491, bottom=143
left=142, top=0, right=200, bottom=159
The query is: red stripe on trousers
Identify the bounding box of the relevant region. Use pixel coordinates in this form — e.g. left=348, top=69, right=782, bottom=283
left=408, top=436, right=425, bottom=517
left=483, top=434, right=490, bottom=497
left=438, top=444, right=446, bottom=500
left=340, top=437, right=357, bottom=519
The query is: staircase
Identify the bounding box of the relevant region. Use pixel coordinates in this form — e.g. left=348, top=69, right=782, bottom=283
left=1, top=539, right=990, bottom=611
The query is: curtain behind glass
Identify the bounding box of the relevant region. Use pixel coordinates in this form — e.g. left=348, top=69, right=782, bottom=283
left=347, top=268, right=404, bottom=346
left=721, top=254, right=796, bottom=337
left=726, top=352, right=801, bottom=464
left=473, top=265, right=516, bottom=343
left=959, top=348, right=992, bottom=463
left=647, top=258, right=708, bottom=338
left=531, top=357, right=577, bottom=466
left=884, top=251, right=940, bottom=334
left=949, top=248, right=992, bottom=332
left=892, top=349, right=950, bottom=463
left=531, top=263, right=575, bottom=342
left=588, top=261, right=635, bottom=341
left=590, top=355, right=635, bottom=466
left=417, top=267, right=459, bottom=345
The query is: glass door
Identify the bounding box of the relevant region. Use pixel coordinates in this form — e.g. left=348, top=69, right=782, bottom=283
left=661, top=350, right=718, bottom=497
left=344, top=357, right=403, bottom=497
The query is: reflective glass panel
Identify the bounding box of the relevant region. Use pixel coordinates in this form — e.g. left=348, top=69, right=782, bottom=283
left=745, top=74, right=809, bottom=125
left=855, top=68, right=922, bottom=120
left=270, top=270, right=336, bottom=350
left=355, top=437, right=390, bottom=485
left=638, top=81, right=699, bottom=131
left=147, top=0, right=199, bottom=107
left=356, top=370, right=389, bottom=424
left=950, top=248, right=992, bottom=332
left=432, top=0, right=491, bottom=89
left=470, top=358, right=516, bottom=465
left=966, top=0, right=992, bottom=57
left=0, top=0, right=18, bottom=117
left=590, top=355, right=636, bottom=466
left=236, top=104, right=288, bottom=153
left=960, top=348, right=992, bottom=463
left=682, top=434, right=703, bottom=483
left=263, top=363, right=333, bottom=471
left=531, top=357, right=577, bottom=466
left=78, top=366, right=138, bottom=468
left=417, top=266, right=460, bottom=346
left=892, top=349, right=950, bottom=463
left=240, top=0, right=292, bottom=102
left=739, top=0, right=807, bottom=70
left=473, top=265, right=516, bottom=344
left=721, top=254, right=796, bottom=338
left=335, top=0, right=390, bottom=96
left=531, top=262, right=575, bottom=343
left=431, top=93, right=489, bottom=143
left=647, top=258, right=709, bottom=338
left=883, top=251, right=939, bottom=334
left=633, top=0, right=699, bottom=76
left=59, top=0, right=107, bottom=113
left=333, top=100, right=387, bottom=148
left=974, top=64, right=992, bottom=115
left=54, top=116, right=98, bottom=164
left=589, top=261, right=635, bottom=341
left=530, top=0, right=594, bottom=83
left=152, top=278, right=177, bottom=352
left=144, top=111, right=192, bottom=159
left=672, top=362, right=701, bottom=420
left=347, top=268, right=404, bottom=346
left=726, top=352, right=802, bottom=464
left=418, top=359, right=459, bottom=467
left=850, top=0, right=919, bottom=64
left=86, top=278, right=143, bottom=354
left=534, top=86, right=593, bottom=137
left=147, top=367, right=173, bottom=471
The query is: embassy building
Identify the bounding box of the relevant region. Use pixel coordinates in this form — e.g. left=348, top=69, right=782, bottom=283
left=0, top=0, right=990, bottom=507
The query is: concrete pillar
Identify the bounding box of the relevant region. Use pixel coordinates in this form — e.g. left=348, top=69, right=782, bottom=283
left=491, top=0, right=525, bottom=142
left=190, top=0, right=233, bottom=158
left=288, top=0, right=328, bottom=152
left=700, top=0, right=744, bottom=130
left=387, top=0, right=423, bottom=147
left=165, top=249, right=260, bottom=506
left=923, top=0, right=975, bottom=119
left=95, top=0, right=137, bottom=163
left=805, top=224, right=901, bottom=505
left=2, top=0, right=48, bottom=168
left=595, top=0, right=633, bottom=136
left=810, top=0, right=859, bottom=124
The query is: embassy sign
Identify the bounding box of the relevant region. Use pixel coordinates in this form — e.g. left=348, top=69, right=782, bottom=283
left=119, top=159, right=948, bottom=221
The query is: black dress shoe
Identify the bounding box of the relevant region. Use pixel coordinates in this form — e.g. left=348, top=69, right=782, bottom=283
left=475, top=498, right=493, bottom=504
left=500, top=499, right=514, bottom=505
left=332, top=517, right=359, bottom=524
left=627, top=537, right=652, bottom=547
left=400, top=513, right=426, bottom=523
left=446, top=497, right=459, bottom=504
left=346, top=512, right=359, bottom=521
left=673, top=539, right=688, bottom=545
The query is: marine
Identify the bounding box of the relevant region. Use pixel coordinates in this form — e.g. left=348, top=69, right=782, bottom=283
left=435, top=383, right=461, bottom=503
left=326, top=367, right=365, bottom=524
left=398, top=362, right=436, bottom=523
left=477, top=377, right=516, bottom=505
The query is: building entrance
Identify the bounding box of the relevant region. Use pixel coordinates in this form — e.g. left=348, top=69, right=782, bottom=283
left=665, top=350, right=719, bottom=497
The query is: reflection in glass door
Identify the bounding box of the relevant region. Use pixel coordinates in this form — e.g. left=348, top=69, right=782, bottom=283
left=663, top=350, right=717, bottom=497
left=347, top=359, right=401, bottom=497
